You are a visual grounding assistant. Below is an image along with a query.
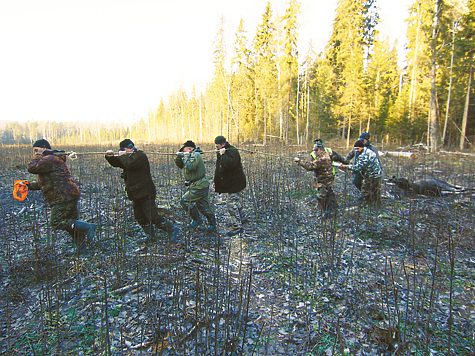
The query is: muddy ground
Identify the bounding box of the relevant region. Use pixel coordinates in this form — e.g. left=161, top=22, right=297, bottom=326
left=0, top=144, right=474, bottom=355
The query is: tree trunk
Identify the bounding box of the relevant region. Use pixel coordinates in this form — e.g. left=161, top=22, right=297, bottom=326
left=277, top=64, right=283, bottom=140
left=296, top=71, right=300, bottom=145
left=460, top=60, right=473, bottom=150
left=306, top=76, right=310, bottom=143
left=346, top=114, right=352, bottom=149
left=264, top=96, right=267, bottom=146
left=286, top=65, right=292, bottom=145
left=254, top=73, right=259, bottom=142
left=409, top=3, right=421, bottom=123
left=428, top=0, right=440, bottom=153
left=199, top=99, right=203, bottom=141
left=346, top=95, right=354, bottom=148
left=443, top=14, right=456, bottom=146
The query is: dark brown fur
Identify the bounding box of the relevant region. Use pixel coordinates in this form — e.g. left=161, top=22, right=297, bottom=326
left=388, top=176, right=470, bottom=196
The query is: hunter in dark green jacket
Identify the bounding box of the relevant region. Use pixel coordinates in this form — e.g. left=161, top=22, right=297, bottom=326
left=175, top=140, right=216, bottom=231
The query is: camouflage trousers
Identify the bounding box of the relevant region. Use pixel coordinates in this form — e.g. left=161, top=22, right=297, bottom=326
left=50, top=199, right=79, bottom=232
left=133, top=195, right=166, bottom=227
left=316, top=185, right=337, bottom=214
left=223, top=192, right=245, bottom=229
left=180, top=186, right=215, bottom=225
left=362, top=177, right=382, bottom=208
left=352, top=172, right=364, bottom=191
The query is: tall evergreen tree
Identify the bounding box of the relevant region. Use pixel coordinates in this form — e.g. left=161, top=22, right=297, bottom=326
left=364, top=37, right=399, bottom=135
left=230, top=19, right=254, bottom=142
left=457, top=0, right=475, bottom=148
left=439, top=0, right=469, bottom=145
left=281, top=0, right=301, bottom=144
left=252, top=2, right=278, bottom=143
left=326, top=0, right=379, bottom=147
left=404, top=0, right=434, bottom=143
left=308, top=54, right=335, bottom=139
left=209, top=16, right=231, bottom=139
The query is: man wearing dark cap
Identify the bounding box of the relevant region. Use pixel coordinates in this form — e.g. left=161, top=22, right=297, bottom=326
left=345, top=133, right=380, bottom=191
left=27, top=139, right=97, bottom=254
left=175, top=140, right=216, bottom=231
left=295, top=142, right=338, bottom=219
left=214, top=135, right=247, bottom=236
left=341, top=140, right=382, bottom=207
left=105, top=139, right=180, bottom=244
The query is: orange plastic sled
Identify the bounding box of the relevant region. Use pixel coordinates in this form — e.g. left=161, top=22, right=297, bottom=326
left=13, top=180, right=29, bottom=201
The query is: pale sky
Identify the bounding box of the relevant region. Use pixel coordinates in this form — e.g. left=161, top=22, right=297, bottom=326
left=0, top=0, right=413, bottom=124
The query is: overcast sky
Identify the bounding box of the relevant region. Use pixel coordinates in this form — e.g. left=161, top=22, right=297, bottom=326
left=0, top=0, right=413, bottom=124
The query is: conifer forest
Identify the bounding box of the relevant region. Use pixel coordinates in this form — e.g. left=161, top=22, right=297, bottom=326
left=1, top=0, right=475, bottom=355
left=1, top=0, right=474, bottom=150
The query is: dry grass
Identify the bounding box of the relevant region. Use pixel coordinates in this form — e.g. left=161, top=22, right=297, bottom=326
left=0, top=143, right=474, bottom=355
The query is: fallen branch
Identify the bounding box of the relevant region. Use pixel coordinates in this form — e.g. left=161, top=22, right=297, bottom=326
left=110, top=283, right=143, bottom=295
left=440, top=150, right=475, bottom=157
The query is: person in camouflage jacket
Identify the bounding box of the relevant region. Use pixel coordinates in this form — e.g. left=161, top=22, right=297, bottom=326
left=345, top=133, right=380, bottom=191
left=175, top=140, right=216, bottom=231
left=342, top=140, right=382, bottom=208
left=27, top=139, right=96, bottom=254
left=311, top=138, right=348, bottom=175
left=105, top=139, right=180, bottom=244
left=294, top=144, right=338, bottom=219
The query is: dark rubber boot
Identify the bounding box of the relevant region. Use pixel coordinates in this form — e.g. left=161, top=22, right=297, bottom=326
left=187, top=218, right=202, bottom=228
left=74, top=220, right=97, bottom=244
left=204, top=214, right=216, bottom=232
left=187, top=207, right=202, bottom=228
left=65, top=220, right=97, bottom=256
left=137, top=225, right=157, bottom=244
left=157, top=219, right=181, bottom=244
left=66, top=228, right=87, bottom=256
left=322, top=203, right=336, bottom=220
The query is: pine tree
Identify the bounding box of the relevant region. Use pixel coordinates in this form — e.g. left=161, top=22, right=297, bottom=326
left=230, top=19, right=253, bottom=143
left=364, top=37, right=399, bottom=135
left=439, top=1, right=469, bottom=145
left=251, top=2, right=278, bottom=143
left=281, top=0, right=301, bottom=144
left=209, top=16, right=231, bottom=139
left=326, top=0, right=379, bottom=147
left=457, top=0, right=475, bottom=148
left=308, top=54, right=335, bottom=139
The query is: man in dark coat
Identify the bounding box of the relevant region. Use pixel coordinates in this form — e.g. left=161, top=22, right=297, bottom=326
left=27, top=139, right=97, bottom=254
left=214, top=136, right=247, bottom=236
left=105, top=139, right=180, bottom=244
